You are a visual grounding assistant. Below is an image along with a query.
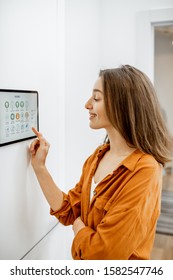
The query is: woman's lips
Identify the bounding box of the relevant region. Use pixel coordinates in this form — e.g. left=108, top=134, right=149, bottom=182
left=89, top=113, right=97, bottom=120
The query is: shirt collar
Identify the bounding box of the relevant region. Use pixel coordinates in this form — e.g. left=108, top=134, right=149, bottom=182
left=97, top=144, right=144, bottom=172
left=121, top=149, right=144, bottom=171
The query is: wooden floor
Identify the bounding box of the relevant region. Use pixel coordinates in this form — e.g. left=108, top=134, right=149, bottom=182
left=151, top=233, right=173, bottom=260
left=151, top=165, right=173, bottom=260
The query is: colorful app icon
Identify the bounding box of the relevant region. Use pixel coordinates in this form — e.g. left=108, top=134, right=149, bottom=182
left=10, top=113, right=15, bottom=120
left=20, top=101, right=24, bottom=108
left=5, top=101, right=9, bottom=108
left=15, top=101, right=19, bottom=108
left=25, top=112, right=29, bottom=120
left=16, top=113, right=20, bottom=120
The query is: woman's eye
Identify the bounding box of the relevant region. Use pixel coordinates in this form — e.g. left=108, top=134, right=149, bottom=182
left=93, top=97, right=99, bottom=101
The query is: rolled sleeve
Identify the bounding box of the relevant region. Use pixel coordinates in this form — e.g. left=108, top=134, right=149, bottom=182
left=50, top=184, right=82, bottom=226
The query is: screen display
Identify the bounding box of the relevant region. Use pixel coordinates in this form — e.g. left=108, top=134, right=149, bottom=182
left=0, top=89, right=39, bottom=146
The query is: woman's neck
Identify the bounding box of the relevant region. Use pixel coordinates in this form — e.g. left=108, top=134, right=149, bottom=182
left=106, top=127, right=136, bottom=157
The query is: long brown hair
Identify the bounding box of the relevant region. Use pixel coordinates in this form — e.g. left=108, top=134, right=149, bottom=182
left=99, top=65, right=172, bottom=166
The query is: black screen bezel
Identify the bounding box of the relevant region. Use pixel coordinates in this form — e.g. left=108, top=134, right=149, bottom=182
left=0, top=89, right=39, bottom=147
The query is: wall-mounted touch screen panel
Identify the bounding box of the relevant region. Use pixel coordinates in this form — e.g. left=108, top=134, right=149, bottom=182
left=0, top=89, right=39, bottom=146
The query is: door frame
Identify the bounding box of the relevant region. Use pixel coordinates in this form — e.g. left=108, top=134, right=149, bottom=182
left=136, top=8, right=173, bottom=82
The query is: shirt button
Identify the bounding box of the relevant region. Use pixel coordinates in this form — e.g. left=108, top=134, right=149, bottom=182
left=93, top=190, right=97, bottom=196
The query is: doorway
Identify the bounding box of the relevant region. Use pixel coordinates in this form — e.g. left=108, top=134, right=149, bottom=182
left=154, top=24, right=173, bottom=135
left=152, top=23, right=173, bottom=259
left=154, top=24, right=173, bottom=238
left=136, top=8, right=173, bottom=259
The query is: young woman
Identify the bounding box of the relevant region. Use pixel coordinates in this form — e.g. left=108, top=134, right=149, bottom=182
left=30, top=65, right=172, bottom=260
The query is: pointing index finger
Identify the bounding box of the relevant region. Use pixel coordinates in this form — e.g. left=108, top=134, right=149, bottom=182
left=32, top=127, right=42, bottom=138
left=32, top=127, right=48, bottom=148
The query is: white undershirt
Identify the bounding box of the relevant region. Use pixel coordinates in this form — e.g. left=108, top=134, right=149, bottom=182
left=90, top=177, right=98, bottom=202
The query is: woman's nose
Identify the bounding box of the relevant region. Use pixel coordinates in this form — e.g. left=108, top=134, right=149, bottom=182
left=85, top=97, right=92, bottom=109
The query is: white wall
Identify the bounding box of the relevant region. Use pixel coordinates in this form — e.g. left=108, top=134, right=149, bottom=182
left=100, top=0, right=173, bottom=69
left=0, top=0, right=64, bottom=260
left=64, top=0, right=105, bottom=188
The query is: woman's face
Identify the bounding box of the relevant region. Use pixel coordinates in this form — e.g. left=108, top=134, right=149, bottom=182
left=85, top=77, right=112, bottom=130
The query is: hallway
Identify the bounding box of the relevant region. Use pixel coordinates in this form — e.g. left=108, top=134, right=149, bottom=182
left=151, top=166, right=173, bottom=259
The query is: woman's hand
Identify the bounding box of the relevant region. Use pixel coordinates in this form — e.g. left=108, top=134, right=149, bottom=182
left=73, top=217, right=85, bottom=236
left=29, top=127, right=50, bottom=171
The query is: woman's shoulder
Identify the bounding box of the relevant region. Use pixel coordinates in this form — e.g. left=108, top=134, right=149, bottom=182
left=136, top=150, right=162, bottom=170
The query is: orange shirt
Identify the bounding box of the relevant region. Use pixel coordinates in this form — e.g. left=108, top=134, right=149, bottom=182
left=50, top=144, right=162, bottom=260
